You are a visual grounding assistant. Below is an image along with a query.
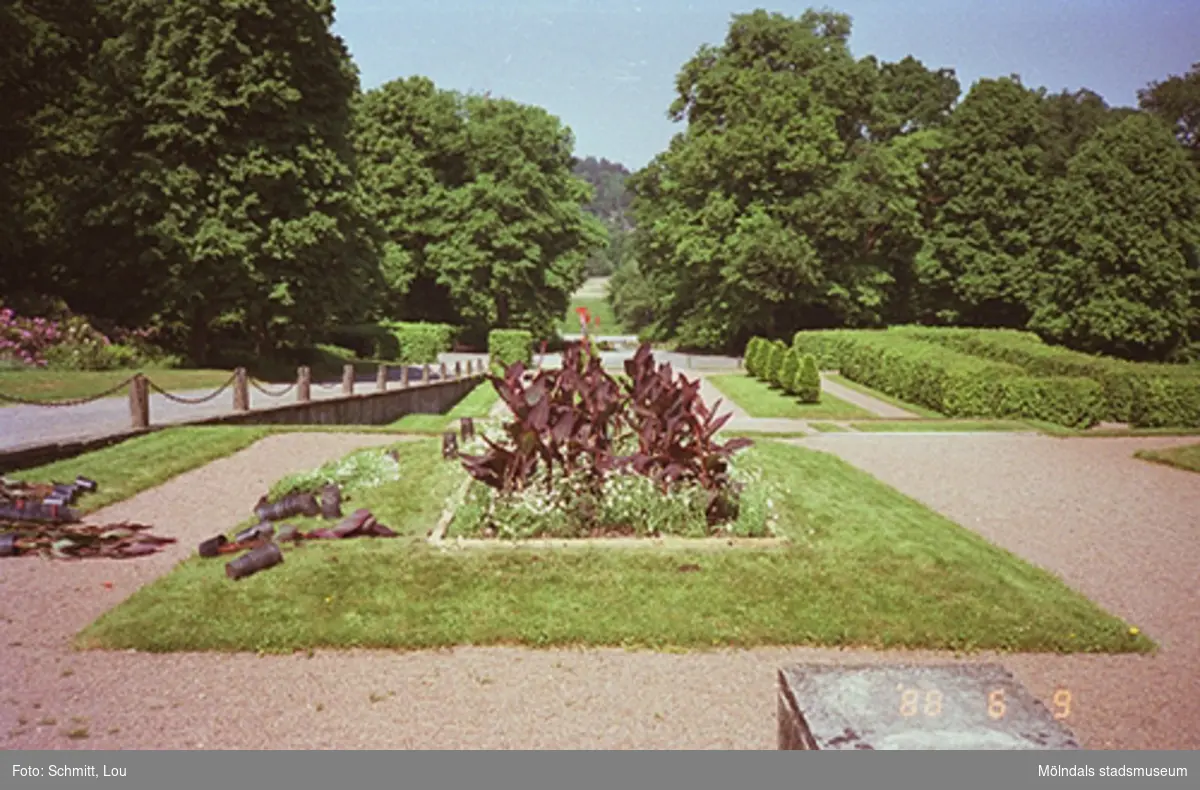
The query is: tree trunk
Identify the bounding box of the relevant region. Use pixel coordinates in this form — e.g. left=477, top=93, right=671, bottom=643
left=188, top=310, right=210, bottom=366
left=496, top=292, right=510, bottom=328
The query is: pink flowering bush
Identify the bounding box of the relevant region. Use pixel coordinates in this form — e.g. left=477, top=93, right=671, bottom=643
left=0, top=307, right=61, bottom=367
left=0, top=304, right=171, bottom=370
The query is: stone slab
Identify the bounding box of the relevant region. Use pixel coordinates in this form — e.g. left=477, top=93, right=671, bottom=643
left=778, top=663, right=1081, bottom=750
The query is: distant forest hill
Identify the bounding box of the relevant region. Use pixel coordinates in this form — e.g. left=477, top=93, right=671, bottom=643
left=573, top=156, right=633, bottom=231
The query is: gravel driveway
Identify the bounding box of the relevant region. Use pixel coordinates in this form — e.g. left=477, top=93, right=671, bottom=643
left=2, top=431, right=1198, bottom=749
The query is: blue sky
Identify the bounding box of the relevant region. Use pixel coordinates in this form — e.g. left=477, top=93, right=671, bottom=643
left=333, top=0, right=1199, bottom=170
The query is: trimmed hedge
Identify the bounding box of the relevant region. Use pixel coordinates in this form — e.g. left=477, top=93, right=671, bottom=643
left=792, top=329, right=1102, bottom=427
left=997, top=377, right=1104, bottom=429
left=380, top=322, right=458, bottom=364
left=795, top=353, right=821, bottom=403
left=489, top=329, right=533, bottom=372
left=327, top=324, right=398, bottom=360
left=889, top=326, right=1200, bottom=427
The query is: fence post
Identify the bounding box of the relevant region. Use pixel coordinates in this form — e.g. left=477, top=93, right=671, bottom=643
left=297, top=367, right=311, bottom=402
left=454, top=360, right=462, bottom=379
left=342, top=364, right=355, bottom=395
left=129, top=374, right=149, bottom=429
left=400, top=365, right=409, bottom=388
left=422, top=364, right=430, bottom=384
left=466, top=359, right=474, bottom=375
left=376, top=364, right=388, bottom=392
left=439, top=361, right=447, bottom=380
left=233, top=367, right=249, bottom=412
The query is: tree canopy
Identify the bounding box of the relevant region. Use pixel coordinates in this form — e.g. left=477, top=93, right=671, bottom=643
left=619, top=8, right=1200, bottom=361
left=352, top=79, right=606, bottom=343
left=3, top=3, right=1197, bottom=365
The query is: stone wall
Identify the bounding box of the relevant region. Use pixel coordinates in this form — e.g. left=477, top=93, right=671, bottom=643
left=193, top=374, right=484, bottom=428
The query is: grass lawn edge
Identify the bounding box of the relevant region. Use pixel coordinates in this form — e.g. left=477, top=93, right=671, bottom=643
left=76, top=440, right=1153, bottom=657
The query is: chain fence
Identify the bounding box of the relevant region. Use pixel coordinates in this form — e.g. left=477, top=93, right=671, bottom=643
left=144, top=373, right=237, bottom=405
left=248, top=378, right=297, bottom=398
left=0, top=376, right=137, bottom=407
left=0, top=361, right=478, bottom=411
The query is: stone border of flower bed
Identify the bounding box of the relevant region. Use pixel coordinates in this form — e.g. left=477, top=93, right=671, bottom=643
left=430, top=535, right=794, bottom=550
left=425, top=477, right=790, bottom=549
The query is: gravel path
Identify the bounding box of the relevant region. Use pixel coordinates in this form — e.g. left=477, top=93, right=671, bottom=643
left=3, top=412, right=1198, bottom=749
left=0, top=360, right=486, bottom=453
left=795, top=432, right=1200, bottom=749
left=818, top=374, right=918, bottom=418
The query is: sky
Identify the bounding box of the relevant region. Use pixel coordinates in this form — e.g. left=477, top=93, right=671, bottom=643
left=332, top=0, right=1199, bottom=170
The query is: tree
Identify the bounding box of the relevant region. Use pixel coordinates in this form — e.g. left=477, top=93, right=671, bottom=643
left=608, top=254, right=656, bottom=334
left=91, top=0, right=381, bottom=363
left=1139, top=63, right=1200, bottom=168
left=1029, top=113, right=1200, bottom=360
left=352, top=76, right=468, bottom=324
left=627, top=9, right=963, bottom=351
left=866, top=55, right=960, bottom=143
left=917, top=77, right=1050, bottom=327
left=1038, top=88, right=1134, bottom=176
left=0, top=0, right=108, bottom=305
left=628, top=9, right=884, bottom=350
left=354, top=83, right=606, bottom=342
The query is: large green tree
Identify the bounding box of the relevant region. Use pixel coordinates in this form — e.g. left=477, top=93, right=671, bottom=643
left=916, top=77, right=1049, bottom=327
left=628, top=8, right=957, bottom=350
left=1029, top=113, right=1200, bottom=359
left=1139, top=62, right=1200, bottom=168
left=1038, top=88, right=1136, bottom=176
left=90, top=0, right=381, bottom=363
left=0, top=0, right=108, bottom=305
left=353, top=81, right=605, bottom=342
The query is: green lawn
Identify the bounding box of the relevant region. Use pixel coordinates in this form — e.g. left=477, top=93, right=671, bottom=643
left=9, top=427, right=271, bottom=513
left=850, top=420, right=1032, bottom=433
left=388, top=381, right=500, bottom=433
left=557, top=297, right=624, bottom=335
left=0, top=345, right=377, bottom=408
left=1134, top=443, right=1200, bottom=474
left=824, top=373, right=947, bottom=419
left=1028, top=421, right=1200, bottom=438
left=78, top=439, right=1148, bottom=655
left=0, top=368, right=237, bottom=407
left=707, top=374, right=874, bottom=420
left=809, top=422, right=852, bottom=433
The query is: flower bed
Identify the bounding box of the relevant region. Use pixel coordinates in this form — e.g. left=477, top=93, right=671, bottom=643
left=445, top=342, right=775, bottom=541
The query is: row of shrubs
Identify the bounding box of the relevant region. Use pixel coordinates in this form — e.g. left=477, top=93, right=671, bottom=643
left=744, top=337, right=821, bottom=402
left=328, top=322, right=539, bottom=371
left=887, top=326, right=1200, bottom=427
left=790, top=330, right=1106, bottom=428
left=327, top=322, right=459, bottom=364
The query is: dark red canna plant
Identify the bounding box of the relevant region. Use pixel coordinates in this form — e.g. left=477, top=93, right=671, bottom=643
left=459, top=342, right=753, bottom=524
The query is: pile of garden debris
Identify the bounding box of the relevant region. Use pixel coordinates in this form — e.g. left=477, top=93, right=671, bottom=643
left=199, top=484, right=398, bottom=580
left=0, top=476, right=177, bottom=559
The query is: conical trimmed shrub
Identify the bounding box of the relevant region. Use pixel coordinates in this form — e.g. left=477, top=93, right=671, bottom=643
left=766, top=340, right=787, bottom=387
left=745, top=337, right=765, bottom=377
left=795, top=353, right=821, bottom=403
left=779, top=348, right=801, bottom=394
